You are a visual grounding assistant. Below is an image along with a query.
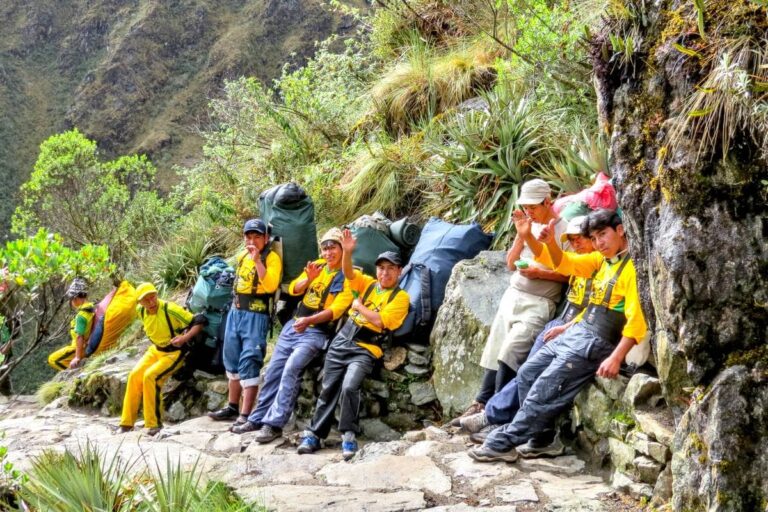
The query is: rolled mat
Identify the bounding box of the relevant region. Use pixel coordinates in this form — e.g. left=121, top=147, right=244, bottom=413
left=390, top=218, right=421, bottom=248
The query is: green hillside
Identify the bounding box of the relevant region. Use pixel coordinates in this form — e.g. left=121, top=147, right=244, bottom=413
left=0, top=0, right=365, bottom=235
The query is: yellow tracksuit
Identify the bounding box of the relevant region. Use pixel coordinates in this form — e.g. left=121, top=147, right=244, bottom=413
left=120, top=300, right=193, bottom=429
left=48, top=302, right=96, bottom=370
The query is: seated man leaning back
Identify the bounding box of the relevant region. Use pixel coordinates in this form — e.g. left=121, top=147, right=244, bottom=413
left=469, top=208, right=647, bottom=463
left=297, top=229, right=409, bottom=460
left=232, top=228, right=353, bottom=440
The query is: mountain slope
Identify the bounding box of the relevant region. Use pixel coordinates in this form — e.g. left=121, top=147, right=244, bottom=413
left=0, top=0, right=363, bottom=233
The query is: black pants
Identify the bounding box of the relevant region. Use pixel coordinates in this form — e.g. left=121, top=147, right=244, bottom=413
left=308, top=334, right=376, bottom=439
left=475, top=362, right=516, bottom=404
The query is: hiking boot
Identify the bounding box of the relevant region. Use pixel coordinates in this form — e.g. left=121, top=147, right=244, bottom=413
left=146, top=427, right=162, bottom=436
left=517, top=432, right=565, bottom=459
left=448, top=401, right=485, bottom=427
left=469, top=424, right=498, bottom=445
left=341, top=431, right=358, bottom=461
left=254, top=425, right=283, bottom=444
left=232, top=414, right=249, bottom=426
left=231, top=421, right=260, bottom=434
left=116, top=425, right=133, bottom=434
left=459, top=412, right=489, bottom=434
left=468, top=445, right=518, bottom=463
left=297, top=431, right=320, bottom=455
left=208, top=406, right=238, bottom=421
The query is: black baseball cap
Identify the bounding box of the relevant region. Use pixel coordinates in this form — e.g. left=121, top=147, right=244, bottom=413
left=375, top=251, right=403, bottom=267
left=243, top=218, right=267, bottom=235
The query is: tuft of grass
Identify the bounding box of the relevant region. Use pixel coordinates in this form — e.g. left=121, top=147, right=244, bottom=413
left=667, top=35, right=768, bottom=163
left=370, top=42, right=498, bottom=136
left=36, top=381, right=68, bottom=406
left=341, top=133, right=429, bottom=219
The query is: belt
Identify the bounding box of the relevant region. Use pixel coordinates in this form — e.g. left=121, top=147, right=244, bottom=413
left=582, top=304, right=626, bottom=344
left=235, top=294, right=270, bottom=313
left=154, top=343, right=183, bottom=353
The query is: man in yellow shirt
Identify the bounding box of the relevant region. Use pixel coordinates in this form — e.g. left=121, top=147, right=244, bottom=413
left=208, top=219, right=283, bottom=426
left=118, top=282, right=206, bottom=435
left=470, top=209, right=647, bottom=462
left=298, top=229, right=409, bottom=460
left=232, top=228, right=353, bottom=441
left=48, top=278, right=96, bottom=370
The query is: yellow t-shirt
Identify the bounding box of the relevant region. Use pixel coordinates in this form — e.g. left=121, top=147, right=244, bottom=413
left=346, top=271, right=410, bottom=358
left=547, top=250, right=647, bottom=342
left=288, top=259, right=353, bottom=322
left=234, top=249, right=282, bottom=295
left=565, top=275, right=591, bottom=308
left=138, top=300, right=194, bottom=348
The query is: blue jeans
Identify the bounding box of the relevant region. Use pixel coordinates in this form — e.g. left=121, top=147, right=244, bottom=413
left=485, top=318, right=565, bottom=425
left=484, top=323, right=616, bottom=452
left=223, top=308, right=270, bottom=388
left=248, top=319, right=328, bottom=428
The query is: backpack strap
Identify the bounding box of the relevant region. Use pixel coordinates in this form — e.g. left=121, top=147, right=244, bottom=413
left=601, top=255, right=631, bottom=307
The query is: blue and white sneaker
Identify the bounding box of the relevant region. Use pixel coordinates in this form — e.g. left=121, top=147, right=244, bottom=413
left=297, top=431, right=320, bottom=455
left=341, top=431, right=358, bottom=461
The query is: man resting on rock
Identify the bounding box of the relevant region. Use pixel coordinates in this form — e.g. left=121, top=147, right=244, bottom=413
left=232, top=228, right=353, bottom=441
left=118, top=282, right=206, bottom=436
left=451, top=179, right=570, bottom=424
left=460, top=216, right=595, bottom=455
left=297, top=229, right=409, bottom=460
left=469, top=208, right=647, bottom=463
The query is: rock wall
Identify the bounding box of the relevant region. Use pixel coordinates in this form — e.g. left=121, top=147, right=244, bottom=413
left=591, top=0, right=768, bottom=507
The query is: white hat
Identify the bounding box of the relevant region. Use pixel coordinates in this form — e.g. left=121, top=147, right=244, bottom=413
left=517, top=179, right=551, bottom=205
left=560, top=216, right=587, bottom=243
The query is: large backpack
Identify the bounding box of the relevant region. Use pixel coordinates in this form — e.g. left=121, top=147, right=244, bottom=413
left=350, top=225, right=400, bottom=276
left=259, top=183, right=318, bottom=286
left=85, top=281, right=137, bottom=356
left=394, top=218, right=493, bottom=340
left=184, top=257, right=236, bottom=374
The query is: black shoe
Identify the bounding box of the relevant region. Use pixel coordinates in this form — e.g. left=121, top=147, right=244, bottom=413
left=208, top=406, right=238, bottom=421
left=254, top=425, right=283, bottom=444
left=231, top=421, right=260, bottom=434
left=116, top=425, right=133, bottom=434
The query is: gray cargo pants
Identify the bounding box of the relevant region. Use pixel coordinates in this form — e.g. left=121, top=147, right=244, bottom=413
left=484, top=323, right=616, bottom=452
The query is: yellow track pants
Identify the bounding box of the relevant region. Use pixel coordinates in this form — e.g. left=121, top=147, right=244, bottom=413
left=119, top=344, right=185, bottom=429
left=48, top=344, right=78, bottom=370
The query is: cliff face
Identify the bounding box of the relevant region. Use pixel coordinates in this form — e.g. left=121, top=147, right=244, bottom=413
left=0, top=0, right=362, bottom=232
left=595, top=0, right=768, bottom=508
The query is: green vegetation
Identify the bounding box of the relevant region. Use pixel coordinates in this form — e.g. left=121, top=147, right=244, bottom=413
left=0, top=230, right=113, bottom=390
left=15, top=443, right=256, bottom=511
left=35, top=381, right=68, bottom=406
left=12, top=129, right=174, bottom=270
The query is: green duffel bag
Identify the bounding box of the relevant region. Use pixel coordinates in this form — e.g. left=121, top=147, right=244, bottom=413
left=351, top=225, right=401, bottom=276
left=259, top=183, right=319, bottom=285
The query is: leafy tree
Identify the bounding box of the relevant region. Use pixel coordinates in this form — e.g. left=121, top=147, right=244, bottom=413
left=0, top=230, right=113, bottom=389
left=11, top=129, right=175, bottom=268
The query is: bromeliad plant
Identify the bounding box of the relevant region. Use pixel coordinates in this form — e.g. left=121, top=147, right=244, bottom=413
left=426, top=89, right=556, bottom=247
left=19, top=443, right=255, bottom=512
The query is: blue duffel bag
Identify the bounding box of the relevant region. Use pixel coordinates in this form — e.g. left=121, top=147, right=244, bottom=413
left=395, top=218, right=493, bottom=339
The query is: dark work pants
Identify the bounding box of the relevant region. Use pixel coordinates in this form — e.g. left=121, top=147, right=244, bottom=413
left=475, top=369, right=497, bottom=404
left=485, top=318, right=565, bottom=425
left=308, top=334, right=375, bottom=439
left=484, top=323, right=615, bottom=452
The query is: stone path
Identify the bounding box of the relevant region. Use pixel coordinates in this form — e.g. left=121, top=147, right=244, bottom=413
left=0, top=395, right=641, bottom=511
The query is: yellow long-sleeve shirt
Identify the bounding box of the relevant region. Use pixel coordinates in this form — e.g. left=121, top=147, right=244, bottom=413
left=137, top=300, right=194, bottom=348
left=346, top=271, right=410, bottom=358
left=234, top=249, right=282, bottom=295
left=538, top=248, right=647, bottom=341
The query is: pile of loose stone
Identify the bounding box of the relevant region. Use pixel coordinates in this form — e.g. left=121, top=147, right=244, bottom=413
left=0, top=395, right=641, bottom=512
